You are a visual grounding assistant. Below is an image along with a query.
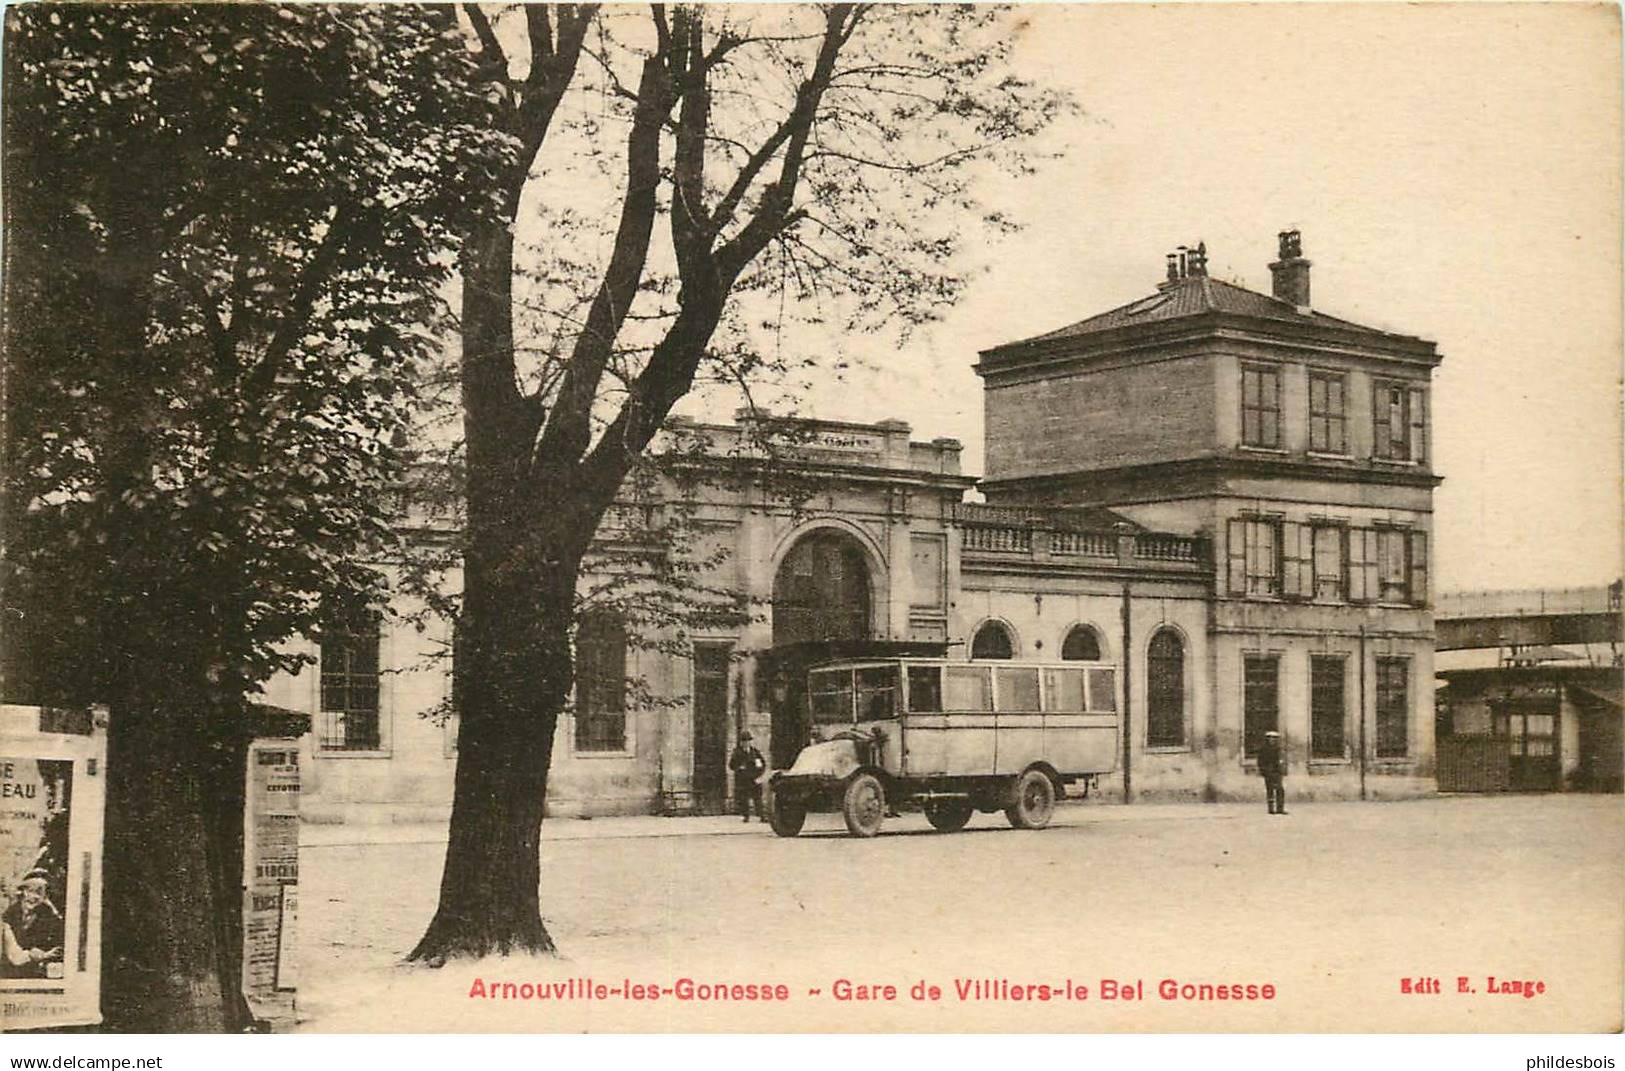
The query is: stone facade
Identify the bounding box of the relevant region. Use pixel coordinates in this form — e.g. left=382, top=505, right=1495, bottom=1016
left=976, top=231, right=1442, bottom=800
left=275, top=230, right=1444, bottom=821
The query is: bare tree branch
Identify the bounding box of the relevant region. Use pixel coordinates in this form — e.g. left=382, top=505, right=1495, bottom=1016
left=533, top=35, right=675, bottom=473
left=716, top=4, right=857, bottom=280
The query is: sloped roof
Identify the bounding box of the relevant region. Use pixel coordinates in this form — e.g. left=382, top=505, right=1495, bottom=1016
left=999, top=274, right=1422, bottom=351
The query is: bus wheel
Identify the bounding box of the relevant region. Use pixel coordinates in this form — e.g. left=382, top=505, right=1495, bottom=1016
left=1006, top=769, right=1056, bottom=830
left=768, top=797, right=806, bottom=838
left=924, top=800, right=973, bottom=832
left=842, top=773, right=886, bottom=837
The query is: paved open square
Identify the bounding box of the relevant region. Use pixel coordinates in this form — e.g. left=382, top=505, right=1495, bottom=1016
left=297, top=794, right=1624, bottom=1032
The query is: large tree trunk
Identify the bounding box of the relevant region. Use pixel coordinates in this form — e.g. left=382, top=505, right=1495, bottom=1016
left=412, top=216, right=589, bottom=957
left=100, top=697, right=243, bottom=1031
left=408, top=544, right=578, bottom=963
left=409, top=208, right=600, bottom=964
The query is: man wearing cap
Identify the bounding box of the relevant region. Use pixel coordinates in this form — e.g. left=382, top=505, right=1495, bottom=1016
left=729, top=730, right=767, bottom=822
left=1258, top=730, right=1287, bottom=815
left=2, top=871, right=63, bottom=978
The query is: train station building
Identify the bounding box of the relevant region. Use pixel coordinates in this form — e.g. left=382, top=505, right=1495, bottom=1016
left=269, top=231, right=1445, bottom=822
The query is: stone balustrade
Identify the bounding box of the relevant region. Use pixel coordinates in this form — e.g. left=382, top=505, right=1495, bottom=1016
left=954, top=503, right=1208, bottom=571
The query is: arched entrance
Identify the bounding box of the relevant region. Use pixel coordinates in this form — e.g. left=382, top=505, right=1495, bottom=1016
left=772, top=528, right=874, bottom=644
left=765, top=528, right=877, bottom=767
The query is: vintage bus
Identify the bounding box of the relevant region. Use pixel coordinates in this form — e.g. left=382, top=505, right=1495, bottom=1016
left=765, top=657, right=1120, bottom=837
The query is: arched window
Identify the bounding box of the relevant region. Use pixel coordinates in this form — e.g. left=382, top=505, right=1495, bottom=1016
left=971, top=621, right=1015, bottom=660
left=576, top=610, right=628, bottom=752
left=772, top=530, right=872, bottom=645
left=1061, top=625, right=1102, bottom=661
left=1147, top=629, right=1185, bottom=748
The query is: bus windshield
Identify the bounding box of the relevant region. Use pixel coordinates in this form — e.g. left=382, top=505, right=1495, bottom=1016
left=809, top=668, right=854, bottom=724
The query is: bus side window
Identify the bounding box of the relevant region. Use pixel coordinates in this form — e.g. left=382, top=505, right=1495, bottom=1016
left=1044, top=668, right=1086, bottom=712
left=856, top=665, right=898, bottom=719
left=944, top=666, right=993, bottom=712
left=1087, top=668, right=1117, bottom=712
left=907, top=666, right=942, bottom=712
left=994, top=668, right=1040, bottom=712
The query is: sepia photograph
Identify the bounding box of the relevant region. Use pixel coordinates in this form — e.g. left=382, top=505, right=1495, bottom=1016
left=0, top=0, right=1620, bottom=1054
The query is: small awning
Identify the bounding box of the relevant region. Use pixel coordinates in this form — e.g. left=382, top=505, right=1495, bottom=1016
left=1566, top=681, right=1623, bottom=710
left=1504, top=644, right=1588, bottom=665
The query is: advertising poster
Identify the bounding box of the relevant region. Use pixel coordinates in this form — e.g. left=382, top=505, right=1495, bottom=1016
left=242, top=741, right=300, bottom=1024
left=0, top=706, right=105, bottom=1030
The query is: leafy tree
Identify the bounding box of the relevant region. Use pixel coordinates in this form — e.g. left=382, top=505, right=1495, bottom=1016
left=412, top=3, right=1068, bottom=962
left=1, top=4, right=504, bottom=1029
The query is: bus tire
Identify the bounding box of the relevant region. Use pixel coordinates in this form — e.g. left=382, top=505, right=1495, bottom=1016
left=1006, top=769, right=1056, bottom=830
left=768, top=797, right=806, bottom=838
left=842, top=772, right=887, bottom=838
left=924, top=800, right=973, bottom=832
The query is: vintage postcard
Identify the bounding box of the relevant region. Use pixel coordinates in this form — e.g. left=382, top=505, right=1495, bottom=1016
left=0, top=0, right=1620, bottom=1047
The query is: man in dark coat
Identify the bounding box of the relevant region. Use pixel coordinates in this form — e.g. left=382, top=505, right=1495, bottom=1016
left=3, top=872, right=63, bottom=978
left=1259, top=730, right=1287, bottom=815
left=729, top=730, right=767, bottom=822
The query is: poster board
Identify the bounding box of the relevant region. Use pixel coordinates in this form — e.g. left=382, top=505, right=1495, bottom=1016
left=0, top=705, right=106, bottom=1030
left=242, top=739, right=299, bottom=1025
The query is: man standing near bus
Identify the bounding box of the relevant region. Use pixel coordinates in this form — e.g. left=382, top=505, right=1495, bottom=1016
left=730, top=730, right=767, bottom=822
left=1259, top=730, right=1286, bottom=815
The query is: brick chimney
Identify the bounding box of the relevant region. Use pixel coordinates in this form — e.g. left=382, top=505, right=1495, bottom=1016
left=1158, top=240, right=1208, bottom=290
left=1268, top=229, right=1310, bottom=309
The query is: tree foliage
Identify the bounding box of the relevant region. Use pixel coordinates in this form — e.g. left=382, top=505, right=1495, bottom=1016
left=3, top=3, right=508, bottom=708
left=1, top=4, right=505, bottom=1028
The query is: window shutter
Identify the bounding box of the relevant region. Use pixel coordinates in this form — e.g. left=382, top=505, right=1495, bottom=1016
left=1299, top=523, right=1316, bottom=598
left=1361, top=529, right=1380, bottom=603
left=1372, top=384, right=1390, bottom=459
left=1408, top=386, right=1427, bottom=463
left=1409, top=529, right=1429, bottom=606
left=1336, top=526, right=1352, bottom=601
left=1347, top=528, right=1371, bottom=603
left=1227, top=518, right=1247, bottom=595
left=1281, top=522, right=1307, bottom=599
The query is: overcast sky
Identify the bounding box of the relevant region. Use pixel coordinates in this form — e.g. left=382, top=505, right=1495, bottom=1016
left=690, top=3, right=1621, bottom=595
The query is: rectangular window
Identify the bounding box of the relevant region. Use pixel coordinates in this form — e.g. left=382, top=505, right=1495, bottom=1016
left=1241, top=365, right=1281, bottom=448
left=944, top=666, right=993, bottom=712
left=1281, top=521, right=1313, bottom=599
left=1310, top=656, right=1346, bottom=759
left=1043, top=668, right=1086, bottom=713
left=1374, top=381, right=1428, bottom=462
left=1376, top=528, right=1410, bottom=603
left=909, top=534, right=946, bottom=611
left=1243, top=655, right=1279, bottom=759
left=1347, top=528, right=1377, bottom=603
left=856, top=665, right=899, bottom=720
left=1086, top=668, right=1117, bottom=712
left=994, top=667, right=1040, bottom=712
left=575, top=612, right=628, bottom=752
left=906, top=666, right=942, bottom=712
left=319, top=604, right=381, bottom=751
left=1375, top=658, right=1410, bottom=758
left=1227, top=517, right=1282, bottom=597
left=1312, top=525, right=1346, bottom=601
left=1308, top=372, right=1347, bottom=453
